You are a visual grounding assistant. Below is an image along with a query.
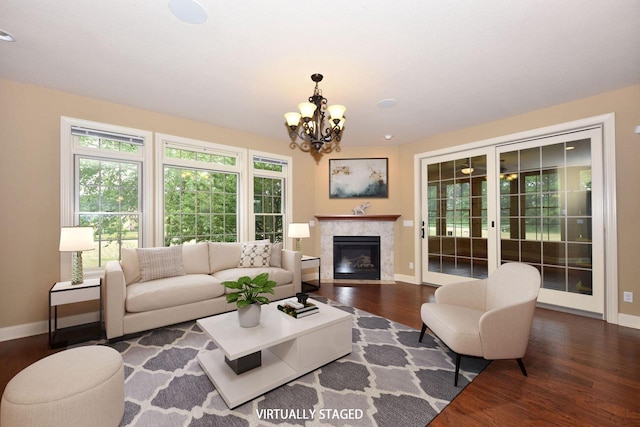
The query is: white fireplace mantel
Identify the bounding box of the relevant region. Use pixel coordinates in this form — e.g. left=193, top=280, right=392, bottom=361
left=316, top=215, right=400, bottom=281
left=315, top=214, right=401, bottom=222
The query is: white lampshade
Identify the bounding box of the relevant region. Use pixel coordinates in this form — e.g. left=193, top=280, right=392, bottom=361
left=327, top=104, right=346, bottom=121
left=59, top=226, right=95, bottom=252
left=298, top=102, right=317, bottom=119
left=284, top=112, right=301, bottom=127
left=288, top=223, right=310, bottom=239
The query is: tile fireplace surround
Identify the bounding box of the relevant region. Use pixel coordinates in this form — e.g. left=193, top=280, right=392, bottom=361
left=316, top=215, right=400, bottom=281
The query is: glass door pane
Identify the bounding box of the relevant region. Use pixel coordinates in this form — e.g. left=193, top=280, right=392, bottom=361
left=499, top=139, right=592, bottom=293
left=425, top=155, right=488, bottom=279
left=497, top=128, right=603, bottom=314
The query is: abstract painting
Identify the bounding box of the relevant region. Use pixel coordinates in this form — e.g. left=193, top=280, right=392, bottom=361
left=329, top=158, right=388, bottom=198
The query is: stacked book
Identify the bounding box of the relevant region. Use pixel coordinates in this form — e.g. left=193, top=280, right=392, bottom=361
left=277, top=299, right=319, bottom=318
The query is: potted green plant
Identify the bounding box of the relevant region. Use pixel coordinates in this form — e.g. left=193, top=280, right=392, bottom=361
left=222, top=273, right=276, bottom=328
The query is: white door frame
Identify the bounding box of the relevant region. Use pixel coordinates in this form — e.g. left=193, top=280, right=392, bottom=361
left=412, top=113, right=618, bottom=324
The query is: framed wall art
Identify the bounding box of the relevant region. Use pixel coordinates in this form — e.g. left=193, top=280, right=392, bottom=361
left=329, top=158, right=388, bottom=198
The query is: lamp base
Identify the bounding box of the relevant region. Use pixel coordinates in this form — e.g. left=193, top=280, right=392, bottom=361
left=295, top=239, right=302, bottom=252
left=71, top=251, right=84, bottom=285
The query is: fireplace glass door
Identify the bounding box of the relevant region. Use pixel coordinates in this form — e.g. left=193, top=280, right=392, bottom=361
left=333, top=236, right=381, bottom=280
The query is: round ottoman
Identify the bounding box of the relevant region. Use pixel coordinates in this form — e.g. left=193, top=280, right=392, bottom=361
left=1, top=345, right=124, bottom=427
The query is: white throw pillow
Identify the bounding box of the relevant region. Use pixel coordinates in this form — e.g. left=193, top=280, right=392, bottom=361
left=238, top=243, right=272, bottom=268
left=136, top=246, right=185, bottom=282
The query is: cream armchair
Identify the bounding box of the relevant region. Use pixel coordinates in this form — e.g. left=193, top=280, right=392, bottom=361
left=419, top=262, right=541, bottom=386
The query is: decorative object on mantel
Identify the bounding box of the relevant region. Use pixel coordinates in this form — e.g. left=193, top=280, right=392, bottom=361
left=329, top=158, right=388, bottom=198
left=222, top=273, right=276, bottom=328
left=288, top=222, right=310, bottom=252
left=284, top=73, right=346, bottom=160
left=352, top=201, right=371, bottom=215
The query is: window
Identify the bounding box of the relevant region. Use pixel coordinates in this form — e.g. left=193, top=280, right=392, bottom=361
left=61, top=118, right=152, bottom=277
left=77, top=157, right=140, bottom=266
left=63, top=123, right=293, bottom=277
left=164, top=167, right=238, bottom=244
left=158, top=134, right=243, bottom=245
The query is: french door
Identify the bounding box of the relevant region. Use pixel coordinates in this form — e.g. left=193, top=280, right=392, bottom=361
left=421, top=148, right=497, bottom=285
left=421, top=128, right=604, bottom=315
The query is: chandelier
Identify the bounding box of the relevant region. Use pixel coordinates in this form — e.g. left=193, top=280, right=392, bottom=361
left=284, top=74, right=346, bottom=155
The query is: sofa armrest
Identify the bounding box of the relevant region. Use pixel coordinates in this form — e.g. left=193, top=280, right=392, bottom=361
left=104, top=260, right=126, bottom=339
left=435, top=279, right=487, bottom=311
left=479, top=298, right=537, bottom=360
left=281, top=249, right=302, bottom=294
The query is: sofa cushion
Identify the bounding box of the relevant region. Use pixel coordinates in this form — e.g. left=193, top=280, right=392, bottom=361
left=238, top=243, right=272, bottom=267
left=212, top=267, right=293, bottom=290
left=208, top=242, right=243, bottom=273
left=125, top=274, right=224, bottom=313
left=120, top=248, right=141, bottom=285
left=137, top=246, right=185, bottom=282
left=269, top=242, right=283, bottom=268
left=208, top=240, right=270, bottom=273
left=420, top=303, right=484, bottom=357
left=182, top=242, right=210, bottom=274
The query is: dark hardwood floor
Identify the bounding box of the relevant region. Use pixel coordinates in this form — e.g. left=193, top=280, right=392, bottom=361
left=311, top=281, right=640, bottom=426
left=2, top=281, right=639, bottom=426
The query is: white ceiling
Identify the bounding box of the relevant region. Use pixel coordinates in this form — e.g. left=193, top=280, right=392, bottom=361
left=1, top=0, right=639, bottom=146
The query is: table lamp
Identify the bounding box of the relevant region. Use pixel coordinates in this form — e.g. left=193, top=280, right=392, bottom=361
left=59, top=226, right=95, bottom=285
left=288, top=223, right=310, bottom=252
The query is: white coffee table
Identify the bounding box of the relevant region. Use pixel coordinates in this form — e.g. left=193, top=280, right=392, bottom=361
left=196, top=298, right=352, bottom=408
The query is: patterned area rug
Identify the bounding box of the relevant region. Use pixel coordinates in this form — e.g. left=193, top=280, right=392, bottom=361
left=109, top=297, right=489, bottom=426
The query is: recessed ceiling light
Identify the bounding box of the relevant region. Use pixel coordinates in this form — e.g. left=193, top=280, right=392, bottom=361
left=384, top=134, right=393, bottom=140
left=0, top=29, right=16, bottom=42
left=377, top=99, right=398, bottom=108
left=566, top=146, right=575, bottom=150
left=169, top=0, right=208, bottom=24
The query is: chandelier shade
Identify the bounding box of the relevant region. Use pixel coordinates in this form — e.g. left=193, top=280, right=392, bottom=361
left=284, top=74, right=346, bottom=157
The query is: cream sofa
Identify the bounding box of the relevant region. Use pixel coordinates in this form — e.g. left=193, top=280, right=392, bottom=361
left=104, top=241, right=301, bottom=339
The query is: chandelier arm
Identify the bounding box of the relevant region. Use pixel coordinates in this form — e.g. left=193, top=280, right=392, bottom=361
left=289, top=140, right=315, bottom=153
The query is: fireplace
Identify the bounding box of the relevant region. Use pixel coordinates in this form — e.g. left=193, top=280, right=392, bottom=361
left=333, top=236, right=381, bottom=280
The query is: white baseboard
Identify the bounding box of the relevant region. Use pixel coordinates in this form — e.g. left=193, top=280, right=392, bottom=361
left=617, top=313, right=640, bottom=330
left=394, top=273, right=420, bottom=284
left=0, top=311, right=100, bottom=343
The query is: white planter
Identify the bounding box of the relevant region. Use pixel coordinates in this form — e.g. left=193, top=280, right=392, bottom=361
left=238, top=304, right=261, bottom=328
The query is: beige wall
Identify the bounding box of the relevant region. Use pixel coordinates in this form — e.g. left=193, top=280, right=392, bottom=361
left=1, top=78, right=639, bottom=332
left=0, top=78, right=316, bottom=329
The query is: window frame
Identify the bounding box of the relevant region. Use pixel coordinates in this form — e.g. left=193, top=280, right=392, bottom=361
left=60, top=117, right=153, bottom=279
left=249, top=151, right=293, bottom=246
left=155, top=133, right=247, bottom=244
